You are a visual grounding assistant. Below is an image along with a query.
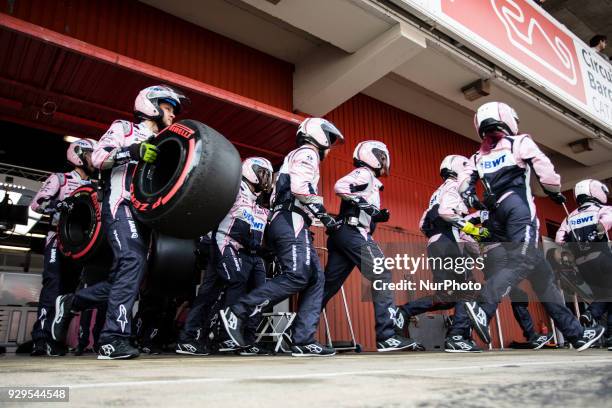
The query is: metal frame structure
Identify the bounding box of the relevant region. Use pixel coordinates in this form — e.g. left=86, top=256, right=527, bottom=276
left=322, top=285, right=361, bottom=353
left=0, top=162, right=50, bottom=182
left=255, top=312, right=296, bottom=354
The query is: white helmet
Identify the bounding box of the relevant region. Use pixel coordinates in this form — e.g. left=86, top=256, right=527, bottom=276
left=67, top=139, right=95, bottom=167
left=134, top=85, right=188, bottom=122
left=353, top=140, right=390, bottom=176
left=242, top=157, right=274, bottom=193
left=474, top=102, right=519, bottom=138
left=296, top=118, right=344, bottom=158
left=439, top=154, right=469, bottom=180
left=574, top=179, right=609, bottom=205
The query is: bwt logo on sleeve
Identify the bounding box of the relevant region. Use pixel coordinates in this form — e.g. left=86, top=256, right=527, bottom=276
left=570, top=215, right=595, bottom=226
left=242, top=209, right=265, bottom=231
left=480, top=154, right=506, bottom=169
left=477, top=151, right=515, bottom=175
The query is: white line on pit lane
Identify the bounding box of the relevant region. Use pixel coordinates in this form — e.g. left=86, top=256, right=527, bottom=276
left=32, top=358, right=612, bottom=390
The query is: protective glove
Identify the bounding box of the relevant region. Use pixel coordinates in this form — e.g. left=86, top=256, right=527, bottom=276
left=320, top=214, right=342, bottom=234
left=461, top=222, right=490, bottom=240
left=483, top=192, right=498, bottom=210
left=463, top=193, right=486, bottom=210
left=128, top=142, right=159, bottom=163
left=54, top=198, right=74, bottom=213
left=243, top=237, right=262, bottom=255
left=194, top=236, right=212, bottom=269
left=546, top=191, right=566, bottom=204
left=372, top=208, right=390, bottom=223
left=304, top=202, right=341, bottom=233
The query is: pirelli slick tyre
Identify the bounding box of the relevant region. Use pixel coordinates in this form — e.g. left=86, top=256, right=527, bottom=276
left=131, top=120, right=241, bottom=239
left=147, top=232, right=197, bottom=295
left=57, top=185, right=106, bottom=262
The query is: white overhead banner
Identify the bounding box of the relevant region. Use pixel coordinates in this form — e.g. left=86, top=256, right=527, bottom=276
left=394, top=0, right=612, bottom=131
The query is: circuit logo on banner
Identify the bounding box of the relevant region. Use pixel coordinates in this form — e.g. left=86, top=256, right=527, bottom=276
left=490, top=0, right=579, bottom=87
left=579, top=46, right=612, bottom=123
left=396, top=0, right=611, bottom=128
left=438, top=0, right=587, bottom=101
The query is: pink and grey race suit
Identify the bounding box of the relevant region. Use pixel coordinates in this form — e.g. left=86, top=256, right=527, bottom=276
left=322, top=166, right=406, bottom=341
left=72, top=120, right=154, bottom=342
left=556, top=202, right=612, bottom=332
left=229, top=145, right=326, bottom=345
left=460, top=134, right=583, bottom=341
left=30, top=170, right=90, bottom=342
left=180, top=181, right=269, bottom=345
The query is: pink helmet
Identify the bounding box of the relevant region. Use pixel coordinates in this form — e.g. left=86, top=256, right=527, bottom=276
left=242, top=157, right=274, bottom=193
left=474, top=102, right=519, bottom=138
left=353, top=140, right=390, bottom=176
left=134, top=85, right=188, bottom=122
left=439, top=154, right=468, bottom=180
left=296, top=118, right=344, bottom=152
left=67, top=139, right=95, bottom=167
left=574, top=179, right=609, bottom=205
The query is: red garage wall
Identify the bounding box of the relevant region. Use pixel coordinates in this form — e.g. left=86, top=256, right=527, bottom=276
left=1, top=0, right=293, bottom=110
left=315, top=94, right=570, bottom=350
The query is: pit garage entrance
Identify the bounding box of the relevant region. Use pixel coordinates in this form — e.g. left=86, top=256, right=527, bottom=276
left=0, top=13, right=302, bottom=349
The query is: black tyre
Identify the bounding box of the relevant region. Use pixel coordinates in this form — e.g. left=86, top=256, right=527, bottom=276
left=147, top=232, right=198, bottom=295
left=131, top=119, right=242, bottom=238
left=57, top=185, right=106, bottom=262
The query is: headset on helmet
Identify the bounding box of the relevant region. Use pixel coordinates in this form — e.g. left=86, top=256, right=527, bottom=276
left=67, top=139, right=96, bottom=167
left=134, top=85, right=188, bottom=123
left=353, top=140, right=390, bottom=176
left=242, top=157, right=274, bottom=193
left=474, top=102, right=519, bottom=139
left=574, top=179, right=609, bottom=205
left=296, top=118, right=344, bottom=159
left=439, top=154, right=468, bottom=180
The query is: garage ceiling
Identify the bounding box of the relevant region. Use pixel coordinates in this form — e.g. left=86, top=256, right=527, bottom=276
left=0, top=13, right=302, bottom=164
left=543, top=0, right=612, bottom=59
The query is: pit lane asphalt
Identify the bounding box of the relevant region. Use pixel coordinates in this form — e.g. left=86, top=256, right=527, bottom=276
left=1, top=349, right=611, bottom=407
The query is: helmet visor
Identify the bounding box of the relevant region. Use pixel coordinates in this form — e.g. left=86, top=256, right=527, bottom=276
left=372, top=148, right=390, bottom=175
left=253, top=165, right=273, bottom=193
left=148, top=85, right=190, bottom=115
left=321, top=122, right=344, bottom=146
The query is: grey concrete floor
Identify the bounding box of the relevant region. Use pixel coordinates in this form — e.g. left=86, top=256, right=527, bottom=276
left=0, top=349, right=611, bottom=407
